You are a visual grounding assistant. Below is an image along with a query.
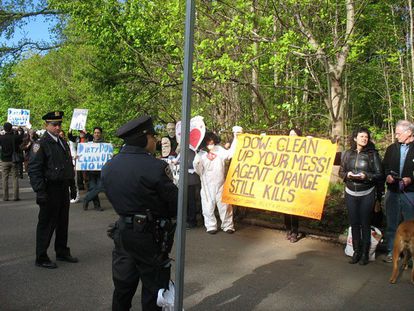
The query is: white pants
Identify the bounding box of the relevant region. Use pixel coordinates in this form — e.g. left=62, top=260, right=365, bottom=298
left=200, top=183, right=234, bottom=231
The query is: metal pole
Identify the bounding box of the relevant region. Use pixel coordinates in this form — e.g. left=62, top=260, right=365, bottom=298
left=175, top=0, right=195, bottom=310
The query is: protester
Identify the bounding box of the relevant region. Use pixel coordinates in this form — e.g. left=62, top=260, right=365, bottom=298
left=82, top=126, right=105, bottom=211
left=68, top=129, right=92, bottom=190
left=193, top=129, right=240, bottom=234
left=15, top=127, right=25, bottom=178
left=339, top=127, right=383, bottom=265
left=157, top=122, right=178, bottom=158
left=284, top=128, right=302, bottom=243
left=28, top=111, right=78, bottom=269
left=102, top=115, right=178, bottom=310
left=21, top=129, right=39, bottom=172
left=0, top=122, right=24, bottom=201
left=382, top=120, right=414, bottom=263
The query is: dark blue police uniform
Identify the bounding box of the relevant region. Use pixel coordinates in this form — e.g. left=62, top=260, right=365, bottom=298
left=102, top=115, right=178, bottom=311
left=28, top=111, right=78, bottom=268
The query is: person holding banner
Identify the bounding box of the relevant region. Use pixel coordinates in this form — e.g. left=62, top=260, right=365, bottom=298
left=157, top=122, right=178, bottom=159
left=193, top=130, right=240, bottom=234
left=68, top=129, right=92, bottom=190
left=0, top=122, right=24, bottom=201
left=82, top=126, right=105, bottom=211
left=28, top=111, right=78, bottom=269
left=284, top=128, right=302, bottom=243
left=339, top=127, right=383, bottom=265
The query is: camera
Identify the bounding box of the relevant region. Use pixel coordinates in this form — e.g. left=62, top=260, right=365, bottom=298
left=389, top=170, right=402, bottom=181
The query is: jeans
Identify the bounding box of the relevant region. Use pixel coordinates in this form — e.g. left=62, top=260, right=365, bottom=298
left=384, top=190, right=414, bottom=253
left=84, top=173, right=104, bottom=208
left=345, top=190, right=375, bottom=250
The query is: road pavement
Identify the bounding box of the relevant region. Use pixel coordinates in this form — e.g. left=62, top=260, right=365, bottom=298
left=0, top=176, right=413, bottom=310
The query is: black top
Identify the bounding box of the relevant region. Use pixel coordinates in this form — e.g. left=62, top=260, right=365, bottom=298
left=28, top=132, right=75, bottom=192
left=101, top=145, right=178, bottom=218
left=0, top=132, right=24, bottom=162
left=383, top=141, right=414, bottom=192
left=339, top=146, right=383, bottom=193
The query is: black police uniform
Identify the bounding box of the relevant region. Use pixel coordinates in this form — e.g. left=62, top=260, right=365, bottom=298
left=28, top=111, right=77, bottom=267
left=101, top=116, right=178, bottom=311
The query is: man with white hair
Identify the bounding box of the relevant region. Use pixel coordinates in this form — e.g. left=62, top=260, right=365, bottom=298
left=382, top=120, right=414, bottom=262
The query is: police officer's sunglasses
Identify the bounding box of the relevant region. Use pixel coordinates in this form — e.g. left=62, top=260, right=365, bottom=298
left=48, top=121, right=62, bottom=126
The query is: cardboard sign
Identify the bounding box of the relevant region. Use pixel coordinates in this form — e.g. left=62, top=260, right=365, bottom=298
left=70, top=109, right=88, bottom=130
left=175, top=116, right=206, bottom=151
left=7, top=108, right=30, bottom=126
left=222, top=134, right=337, bottom=220
left=76, top=143, right=113, bottom=171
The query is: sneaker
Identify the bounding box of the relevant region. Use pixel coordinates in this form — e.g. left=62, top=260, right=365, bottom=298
left=383, top=254, right=393, bottom=263
left=286, top=231, right=291, bottom=240
left=206, top=229, right=218, bottom=234
left=290, top=233, right=298, bottom=243
left=223, top=229, right=235, bottom=234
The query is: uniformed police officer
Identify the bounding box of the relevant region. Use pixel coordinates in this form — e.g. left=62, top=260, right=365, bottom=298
left=28, top=111, right=78, bottom=269
left=101, top=115, right=178, bottom=311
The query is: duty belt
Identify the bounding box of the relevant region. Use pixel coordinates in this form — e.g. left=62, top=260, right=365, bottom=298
left=119, top=214, right=147, bottom=224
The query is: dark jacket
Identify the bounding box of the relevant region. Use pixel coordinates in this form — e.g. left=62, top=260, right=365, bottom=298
left=383, top=141, right=414, bottom=192
left=0, top=132, right=24, bottom=162
left=339, top=146, right=383, bottom=193
left=101, top=145, right=178, bottom=218
left=28, top=132, right=75, bottom=193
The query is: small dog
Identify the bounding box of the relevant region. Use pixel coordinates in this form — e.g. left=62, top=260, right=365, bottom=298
left=389, top=219, right=414, bottom=284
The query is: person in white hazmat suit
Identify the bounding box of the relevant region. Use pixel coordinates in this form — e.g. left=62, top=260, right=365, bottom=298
left=193, top=128, right=242, bottom=234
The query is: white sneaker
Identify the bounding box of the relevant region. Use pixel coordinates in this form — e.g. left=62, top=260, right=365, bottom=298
left=70, top=192, right=80, bottom=204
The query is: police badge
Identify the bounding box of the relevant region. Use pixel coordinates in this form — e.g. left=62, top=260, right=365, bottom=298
left=32, top=142, right=41, bottom=154
left=165, top=165, right=174, bottom=181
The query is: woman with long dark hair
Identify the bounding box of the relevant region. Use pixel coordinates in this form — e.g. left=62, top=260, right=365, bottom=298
left=339, top=127, right=383, bottom=265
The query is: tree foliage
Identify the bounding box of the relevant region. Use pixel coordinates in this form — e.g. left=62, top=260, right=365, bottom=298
left=0, top=0, right=413, bottom=145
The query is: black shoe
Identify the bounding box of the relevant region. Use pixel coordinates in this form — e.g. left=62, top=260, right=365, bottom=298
left=223, top=229, right=235, bottom=234
left=56, top=255, right=79, bottom=263
left=94, top=205, right=104, bottom=211
left=82, top=201, right=89, bottom=211
left=35, top=260, right=57, bottom=269
left=207, top=229, right=218, bottom=234
left=349, top=252, right=361, bottom=264
left=359, top=253, right=369, bottom=265
left=13, top=198, right=21, bottom=201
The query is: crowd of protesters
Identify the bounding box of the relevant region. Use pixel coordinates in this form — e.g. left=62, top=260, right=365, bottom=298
left=2, top=117, right=414, bottom=268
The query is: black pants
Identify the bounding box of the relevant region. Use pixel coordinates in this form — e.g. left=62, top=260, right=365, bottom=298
left=284, top=214, right=299, bottom=234
left=36, top=183, right=71, bottom=260
left=345, top=190, right=376, bottom=250
left=187, top=184, right=200, bottom=226
left=112, top=224, right=171, bottom=311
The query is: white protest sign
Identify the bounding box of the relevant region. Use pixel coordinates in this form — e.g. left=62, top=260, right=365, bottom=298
left=70, top=109, right=88, bottom=130
left=76, top=143, right=113, bottom=171
left=7, top=108, right=30, bottom=126
left=175, top=116, right=206, bottom=151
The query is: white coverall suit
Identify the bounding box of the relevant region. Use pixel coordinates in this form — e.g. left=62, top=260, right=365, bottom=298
left=193, top=143, right=236, bottom=232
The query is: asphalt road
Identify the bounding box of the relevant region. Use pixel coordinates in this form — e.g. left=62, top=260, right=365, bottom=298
left=1, top=175, right=413, bottom=310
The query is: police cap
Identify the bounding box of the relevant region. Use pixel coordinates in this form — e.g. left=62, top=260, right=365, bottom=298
left=116, top=115, right=157, bottom=139
left=42, top=111, right=64, bottom=122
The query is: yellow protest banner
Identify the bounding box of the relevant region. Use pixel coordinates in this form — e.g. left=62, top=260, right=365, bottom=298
left=222, top=133, right=337, bottom=220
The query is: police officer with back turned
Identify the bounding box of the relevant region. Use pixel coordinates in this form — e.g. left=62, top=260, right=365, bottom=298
left=28, top=111, right=78, bottom=269
left=102, top=115, right=178, bottom=311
